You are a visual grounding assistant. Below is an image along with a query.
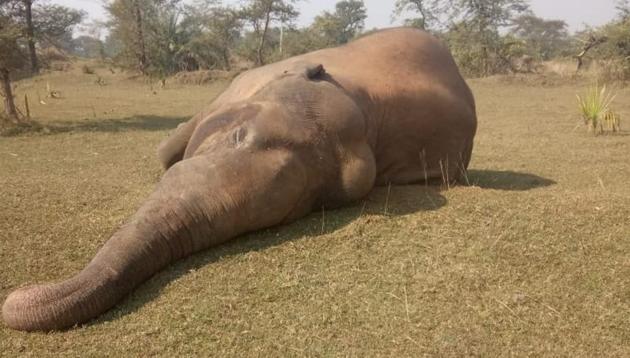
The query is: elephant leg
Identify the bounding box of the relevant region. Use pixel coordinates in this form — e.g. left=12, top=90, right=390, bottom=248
left=2, top=148, right=313, bottom=331
left=156, top=114, right=202, bottom=170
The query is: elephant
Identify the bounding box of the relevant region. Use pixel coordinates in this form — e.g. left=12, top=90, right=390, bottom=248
left=2, top=28, right=477, bottom=332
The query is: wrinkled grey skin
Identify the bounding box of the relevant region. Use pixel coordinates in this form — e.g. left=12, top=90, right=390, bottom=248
left=2, top=28, right=477, bottom=331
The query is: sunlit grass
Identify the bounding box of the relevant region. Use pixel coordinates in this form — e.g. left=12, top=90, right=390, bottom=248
left=0, top=65, right=629, bottom=356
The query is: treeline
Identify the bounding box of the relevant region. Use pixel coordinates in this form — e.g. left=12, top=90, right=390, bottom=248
left=3, top=0, right=630, bottom=124
left=93, top=0, right=369, bottom=76
left=394, top=0, right=630, bottom=78
left=86, top=0, right=630, bottom=79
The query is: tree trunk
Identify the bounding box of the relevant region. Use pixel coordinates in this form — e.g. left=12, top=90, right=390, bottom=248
left=256, top=5, right=273, bottom=66
left=222, top=49, right=231, bottom=71
left=279, top=24, right=284, bottom=56
left=24, top=0, right=39, bottom=74
left=133, top=0, right=147, bottom=75
left=1, top=68, right=19, bottom=123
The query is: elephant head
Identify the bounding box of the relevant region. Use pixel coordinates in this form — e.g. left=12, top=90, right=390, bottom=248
left=2, top=63, right=377, bottom=331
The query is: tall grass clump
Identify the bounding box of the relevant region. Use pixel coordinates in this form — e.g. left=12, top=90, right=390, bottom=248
left=576, top=84, right=621, bottom=135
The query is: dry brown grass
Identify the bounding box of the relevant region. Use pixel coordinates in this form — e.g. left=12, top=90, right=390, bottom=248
left=541, top=58, right=630, bottom=85
left=171, top=69, right=237, bottom=85
left=1, top=66, right=629, bottom=356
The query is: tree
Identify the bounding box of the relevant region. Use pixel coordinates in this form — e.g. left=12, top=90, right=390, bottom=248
left=240, top=0, right=299, bottom=65
left=617, top=0, right=630, bottom=21
left=510, top=14, right=570, bottom=60
left=443, top=0, right=529, bottom=76
left=179, top=4, right=242, bottom=70
left=106, top=0, right=182, bottom=75
left=71, top=35, right=105, bottom=58
left=11, top=1, right=83, bottom=73
left=333, top=0, right=367, bottom=42
left=31, top=3, right=85, bottom=49
left=310, top=0, right=367, bottom=47
left=105, top=0, right=149, bottom=74
left=392, top=0, right=440, bottom=30
left=447, top=0, right=529, bottom=28
left=0, top=1, right=25, bottom=124
left=574, top=32, right=608, bottom=72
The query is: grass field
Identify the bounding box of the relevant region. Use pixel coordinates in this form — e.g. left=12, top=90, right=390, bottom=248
left=1, top=64, right=629, bottom=356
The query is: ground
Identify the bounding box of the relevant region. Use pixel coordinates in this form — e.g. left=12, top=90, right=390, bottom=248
left=1, top=64, right=629, bottom=356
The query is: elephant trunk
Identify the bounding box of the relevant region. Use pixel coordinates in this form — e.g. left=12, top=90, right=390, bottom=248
left=2, top=165, right=221, bottom=332
left=3, top=148, right=306, bottom=332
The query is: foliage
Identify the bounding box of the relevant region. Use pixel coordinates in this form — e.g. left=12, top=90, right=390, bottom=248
left=446, top=0, right=529, bottom=76
left=72, top=35, right=106, bottom=59
left=397, top=0, right=529, bottom=76
left=310, top=0, right=367, bottom=46
left=510, top=14, right=571, bottom=60
left=576, top=84, right=620, bottom=134
left=443, top=21, right=521, bottom=76
left=617, top=0, right=630, bottom=21
left=0, top=3, right=24, bottom=71
left=238, top=0, right=300, bottom=65
left=31, top=3, right=85, bottom=48
left=179, top=5, right=243, bottom=70
left=4, top=0, right=84, bottom=73
left=107, top=0, right=208, bottom=75
left=446, top=0, right=529, bottom=28
left=392, top=0, right=440, bottom=30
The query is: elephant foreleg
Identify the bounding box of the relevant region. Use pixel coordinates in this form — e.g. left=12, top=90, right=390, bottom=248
left=156, top=114, right=203, bottom=170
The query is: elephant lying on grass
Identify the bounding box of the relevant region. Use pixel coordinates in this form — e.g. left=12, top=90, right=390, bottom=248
left=2, top=28, right=477, bottom=331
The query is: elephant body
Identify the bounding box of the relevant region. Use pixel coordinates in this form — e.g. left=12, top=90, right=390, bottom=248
left=2, top=28, right=476, bottom=331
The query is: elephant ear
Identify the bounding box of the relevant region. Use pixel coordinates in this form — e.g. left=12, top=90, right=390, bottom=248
left=305, top=63, right=326, bottom=80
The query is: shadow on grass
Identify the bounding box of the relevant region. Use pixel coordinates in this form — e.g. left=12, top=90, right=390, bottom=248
left=1, top=115, right=188, bottom=136
left=467, top=170, right=556, bottom=191
left=94, top=185, right=446, bottom=327
left=46, top=115, right=188, bottom=134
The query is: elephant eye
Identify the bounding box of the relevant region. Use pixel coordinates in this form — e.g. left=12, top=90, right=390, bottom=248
left=232, top=127, right=248, bottom=146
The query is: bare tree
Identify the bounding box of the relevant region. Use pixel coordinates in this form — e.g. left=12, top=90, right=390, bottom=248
left=241, top=0, right=299, bottom=66
left=392, top=0, right=439, bottom=30
left=575, top=34, right=608, bottom=72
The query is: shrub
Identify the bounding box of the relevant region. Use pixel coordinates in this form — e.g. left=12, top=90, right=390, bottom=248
left=81, top=65, right=95, bottom=74
left=576, top=84, right=620, bottom=134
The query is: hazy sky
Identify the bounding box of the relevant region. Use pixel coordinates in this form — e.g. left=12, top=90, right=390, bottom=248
left=56, top=0, right=619, bottom=34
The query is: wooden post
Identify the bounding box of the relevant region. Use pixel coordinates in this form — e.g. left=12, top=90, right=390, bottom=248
left=24, top=94, right=30, bottom=119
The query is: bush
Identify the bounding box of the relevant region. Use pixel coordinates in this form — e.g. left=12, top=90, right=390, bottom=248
left=81, top=65, right=95, bottom=74
left=576, top=84, right=620, bottom=134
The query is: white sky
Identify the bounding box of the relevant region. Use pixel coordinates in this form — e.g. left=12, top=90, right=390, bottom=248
left=56, top=0, right=619, bottom=35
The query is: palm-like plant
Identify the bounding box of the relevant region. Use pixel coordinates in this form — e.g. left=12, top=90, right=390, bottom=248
left=576, top=85, right=619, bottom=135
